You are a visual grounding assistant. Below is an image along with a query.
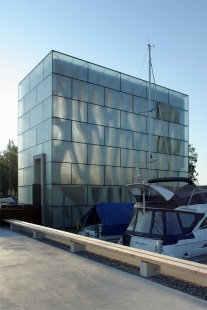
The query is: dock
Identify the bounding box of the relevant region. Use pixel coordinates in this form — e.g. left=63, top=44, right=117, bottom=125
left=0, top=226, right=206, bottom=310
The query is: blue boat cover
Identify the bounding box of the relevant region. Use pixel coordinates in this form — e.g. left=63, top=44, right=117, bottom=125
left=80, top=202, right=134, bottom=236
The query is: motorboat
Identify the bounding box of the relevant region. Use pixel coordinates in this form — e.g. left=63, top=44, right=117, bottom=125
left=77, top=202, right=134, bottom=242
left=119, top=177, right=207, bottom=260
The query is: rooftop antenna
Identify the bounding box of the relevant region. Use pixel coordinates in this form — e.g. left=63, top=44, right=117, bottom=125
left=148, top=43, right=152, bottom=180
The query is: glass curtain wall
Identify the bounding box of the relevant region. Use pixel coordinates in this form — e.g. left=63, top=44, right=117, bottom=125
left=18, top=50, right=189, bottom=228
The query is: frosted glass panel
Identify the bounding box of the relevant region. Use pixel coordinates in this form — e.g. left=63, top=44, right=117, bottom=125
left=169, top=90, right=188, bottom=110
left=43, top=96, right=52, bottom=121
left=53, top=74, right=71, bottom=98
left=24, top=127, right=36, bottom=149
left=88, top=145, right=120, bottom=166
left=121, top=111, right=147, bottom=132
left=150, top=118, right=168, bottom=136
left=72, top=122, right=104, bottom=145
left=30, top=61, right=43, bottom=90
left=37, top=119, right=51, bottom=144
left=52, top=118, right=71, bottom=142
left=72, top=79, right=104, bottom=105
left=121, top=74, right=147, bottom=98
left=134, top=132, right=148, bottom=151
left=53, top=96, right=70, bottom=119
left=151, top=135, right=158, bottom=153
left=120, top=185, right=135, bottom=203
left=157, top=102, right=180, bottom=124
left=42, top=140, right=52, bottom=162
left=37, top=74, right=52, bottom=104
left=105, top=167, right=134, bottom=185
left=53, top=52, right=88, bottom=81
left=44, top=52, right=52, bottom=78
left=53, top=185, right=87, bottom=205
left=45, top=164, right=52, bottom=186
left=88, top=105, right=120, bottom=128
left=148, top=84, right=168, bottom=104
left=71, top=99, right=87, bottom=122
left=45, top=185, right=52, bottom=206
left=151, top=153, right=169, bottom=170
left=18, top=186, right=30, bottom=204
left=88, top=63, right=120, bottom=90
left=157, top=137, right=180, bottom=155
left=19, top=112, right=30, bottom=134
left=23, top=167, right=33, bottom=186
left=133, top=97, right=156, bottom=117
left=18, top=98, right=24, bottom=117
left=169, top=123, right=188, bottom=141
left=18, top=169, right=23, bottom=186
left=30, top=103, right=43, bottom=128
left=53, top=141, right=87, bottom=164
left=18, top=149, right=30, bottom=169
left=178, top=171, right=188, bottom=179
left=18, top=134, right=24, bottom=152
left=29, top=144, right=43, bottom=166
left=72, top=164, right=104, bottom=185
left=18, top=75, right=29, bottom=100
left=180, top=141, right=188, bottom=156
left=105, top=127, right=133, bottom=148
left=88, top=186, right=121, bottom=204
left=53, top=96, right=87, bottom=122
left=52, top=162, right=71, bottom=184
left=24, top=88, right=37, bottom=113
left=105, top=88, right=132, bottom=111
left=170, top=155, right=188, bottom=172
left=179, top=109, right=188, bottom=126
left=121, top=149, right=147, bottom=169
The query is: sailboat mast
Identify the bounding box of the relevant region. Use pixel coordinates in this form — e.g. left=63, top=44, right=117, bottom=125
left=148, top=44, right=152, bottom=180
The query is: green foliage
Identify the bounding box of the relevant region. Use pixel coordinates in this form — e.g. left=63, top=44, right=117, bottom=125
left=188, top=144, right=198, bottom=183
left=0, top=140, right=18, bottom=197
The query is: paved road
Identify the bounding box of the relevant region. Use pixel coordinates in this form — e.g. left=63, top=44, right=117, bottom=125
left=0, top=227, right=206, bottom=310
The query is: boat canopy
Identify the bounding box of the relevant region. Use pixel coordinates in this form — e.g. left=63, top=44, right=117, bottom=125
left=123, top=205, right=204, bottom=246
left=126, top=183, right=174, bottom=202
left=126, top=180, right=207, bottom=209
left=80, top=202, right=134, bottom=236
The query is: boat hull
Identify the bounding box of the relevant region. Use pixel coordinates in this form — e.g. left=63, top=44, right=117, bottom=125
left=127, top=231, right=207, bottom=259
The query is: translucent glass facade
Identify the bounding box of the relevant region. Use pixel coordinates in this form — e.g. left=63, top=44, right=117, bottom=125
left=18, top=50, right=189, bottom=228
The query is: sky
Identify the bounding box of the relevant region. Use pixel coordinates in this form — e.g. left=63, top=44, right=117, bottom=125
left=0, top=0, right=207, bottom=184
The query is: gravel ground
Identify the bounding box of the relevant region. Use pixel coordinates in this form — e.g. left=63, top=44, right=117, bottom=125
left=7, top=229, right=207, bottom=301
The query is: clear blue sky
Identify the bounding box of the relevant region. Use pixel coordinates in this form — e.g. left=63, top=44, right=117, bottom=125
left=0, top=0, right=206, bottom=184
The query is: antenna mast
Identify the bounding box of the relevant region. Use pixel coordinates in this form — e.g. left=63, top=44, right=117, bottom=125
left=148, top=44, right=152, bottom=180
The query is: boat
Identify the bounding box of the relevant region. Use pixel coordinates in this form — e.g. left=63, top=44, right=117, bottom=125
left=118, top=177, right=207, bottom=260
left=77, top=202, right=134, bottom=242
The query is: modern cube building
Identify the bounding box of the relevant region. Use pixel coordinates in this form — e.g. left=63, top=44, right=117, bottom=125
left=18, top=51, right=189, bottom=227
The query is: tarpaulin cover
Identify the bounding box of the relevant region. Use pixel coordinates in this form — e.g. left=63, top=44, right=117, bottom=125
left=80, top=202, right=134, bottom=236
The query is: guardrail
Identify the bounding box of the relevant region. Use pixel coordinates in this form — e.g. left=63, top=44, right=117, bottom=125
left=4, top=219, right=207, bottom=286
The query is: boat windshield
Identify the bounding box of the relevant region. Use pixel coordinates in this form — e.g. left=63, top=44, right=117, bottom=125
left=127, top=208, right=162, bottom=237
left=126, top=207, right=204, bottom=241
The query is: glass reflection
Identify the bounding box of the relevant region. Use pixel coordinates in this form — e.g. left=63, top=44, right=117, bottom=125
left=105, top=88, right=132, bottom=111
left=53, top=74, right=71, bottom=98
left=88, top=104, right=120, bottom=128
left=121, top=74, right=147, bottom=98
left=53, top=52, right=88, bottom=81
left=105, top=127, right=133, bottom=148
left=30, top=61, right=44, bottom=90
left=89, top=63, right=120, bottom=90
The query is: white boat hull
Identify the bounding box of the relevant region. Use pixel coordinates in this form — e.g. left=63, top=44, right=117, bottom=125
left=128, top=229, right=207, bottom=259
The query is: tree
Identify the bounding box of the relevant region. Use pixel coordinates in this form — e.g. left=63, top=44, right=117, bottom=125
left=0, top=140, right=18, bottom=197
left=188, top=144, right=198, bottom=183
